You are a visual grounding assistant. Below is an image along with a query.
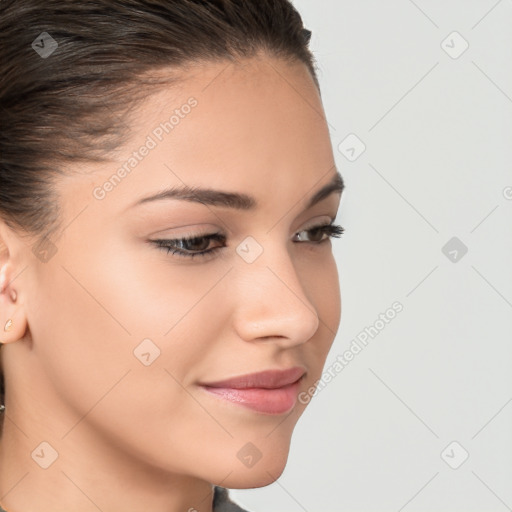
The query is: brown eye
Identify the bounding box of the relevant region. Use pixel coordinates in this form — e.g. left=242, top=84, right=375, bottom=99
left=177, top=237, right=211, bottom=251
left=294, top=223, right=344, bottom=243
left=151, top=233, right=226, bottom=260
left=306, top=227, right=325, bottom=243
left=151, top=224, right=344, bottom=261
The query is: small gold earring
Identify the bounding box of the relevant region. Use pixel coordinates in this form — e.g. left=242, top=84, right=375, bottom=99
left=4, top=319, right=13, bottom=332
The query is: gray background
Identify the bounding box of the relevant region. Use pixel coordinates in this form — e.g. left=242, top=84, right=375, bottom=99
left=230, top=1, right=512, bottom=510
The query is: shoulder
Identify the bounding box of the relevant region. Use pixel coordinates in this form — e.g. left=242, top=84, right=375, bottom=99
left=213, top=486, right=252, bottom=512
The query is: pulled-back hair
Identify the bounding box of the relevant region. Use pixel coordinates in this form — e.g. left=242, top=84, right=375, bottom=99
left=0, top=0, right=317, bottom=428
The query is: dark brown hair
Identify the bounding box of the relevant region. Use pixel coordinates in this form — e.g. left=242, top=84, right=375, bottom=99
left=0, top=0, right=317, bottom=427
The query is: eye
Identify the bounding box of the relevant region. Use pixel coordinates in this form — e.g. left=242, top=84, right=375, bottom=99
left=151, top=232, right=225, bottom=260
left=151, top=222, right=344, bottom=260
left=293, top=223, right=344, bottom=243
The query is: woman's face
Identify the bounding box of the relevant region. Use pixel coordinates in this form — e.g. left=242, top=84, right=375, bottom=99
left=3, top=56, right=342, bottom=489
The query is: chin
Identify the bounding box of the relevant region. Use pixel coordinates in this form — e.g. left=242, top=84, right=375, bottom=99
left=218, top=449, right=290, bottom=489
left=222, top=468, right=287, bottom=489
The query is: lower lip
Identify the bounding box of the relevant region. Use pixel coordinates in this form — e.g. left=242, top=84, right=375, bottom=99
left=200, top=379, right=301, bottom=415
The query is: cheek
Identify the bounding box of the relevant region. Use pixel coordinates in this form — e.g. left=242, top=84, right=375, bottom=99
left=298, top=252, right=341, bottom=377
left=26, top=258, right=136, bottom=421
left=25, top=247, right=225, bottom=463
left=101, top=234, right=231, bottom=336
left=302, top=250, right=341, bottom=337
left=27, top=242, right=229, bottom=415
left=320, top=257, right=341, bottom=332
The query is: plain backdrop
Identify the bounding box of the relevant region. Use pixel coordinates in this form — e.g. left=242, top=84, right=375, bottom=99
left=230, top=1, right=512, bottom=511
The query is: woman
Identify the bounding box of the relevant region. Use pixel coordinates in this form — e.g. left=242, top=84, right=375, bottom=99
left=0, top=0, right=345, bottom=510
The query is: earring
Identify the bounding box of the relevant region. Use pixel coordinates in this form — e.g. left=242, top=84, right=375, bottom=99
left=4, top=319, right=13, bottom=332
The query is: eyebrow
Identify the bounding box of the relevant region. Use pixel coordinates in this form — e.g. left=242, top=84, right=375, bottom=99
left=132, top=170, right=344, bottom=211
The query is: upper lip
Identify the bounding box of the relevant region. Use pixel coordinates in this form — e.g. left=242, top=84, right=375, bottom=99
left=200, top=366, right=306, bottom=389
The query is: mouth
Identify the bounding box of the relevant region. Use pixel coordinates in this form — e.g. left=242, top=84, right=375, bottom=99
left=198, top=366, right=306, bottom=415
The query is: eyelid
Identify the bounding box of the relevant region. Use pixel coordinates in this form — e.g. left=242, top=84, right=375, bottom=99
left=297, top=214, right=337, bottom=230
left=150, top=218, right=344, bottom=261
left=147, top=222, right=230, bottom=239
left=150, top=214, right=336, bottom=241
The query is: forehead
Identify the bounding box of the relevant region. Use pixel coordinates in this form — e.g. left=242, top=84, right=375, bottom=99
left=56, top=56, right=334, bottom=223
left=134, top=55, right=324, bottom=143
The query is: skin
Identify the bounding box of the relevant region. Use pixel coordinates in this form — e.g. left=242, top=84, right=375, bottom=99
left=0, top=54, right=343, bottom=512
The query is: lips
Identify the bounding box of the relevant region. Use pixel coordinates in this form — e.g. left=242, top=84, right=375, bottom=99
left=199, top=366, right=307, bottom=415
left=200, top=366, right=306, bottom=390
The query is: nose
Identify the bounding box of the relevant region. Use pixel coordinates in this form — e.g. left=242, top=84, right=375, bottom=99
left=231, top=244, right=320, bottom=348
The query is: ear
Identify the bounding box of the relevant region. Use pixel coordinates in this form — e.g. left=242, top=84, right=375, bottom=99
left=0, top=220, right=28, bottom=345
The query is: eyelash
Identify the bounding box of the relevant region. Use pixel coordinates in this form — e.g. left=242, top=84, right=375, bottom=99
left=150, top=222, right=345, bottom=260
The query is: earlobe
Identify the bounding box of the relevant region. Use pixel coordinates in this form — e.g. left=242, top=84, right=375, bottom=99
left=4, top=319, right=13, bottom=332
left=0, top=263, right=27, bottom=345
left=0, top=308, right=27, bottom=346
left=1, top=318, right=14, bottom=344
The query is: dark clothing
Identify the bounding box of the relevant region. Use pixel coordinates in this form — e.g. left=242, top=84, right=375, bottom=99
left=214, top=485, right=251, bottom=511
